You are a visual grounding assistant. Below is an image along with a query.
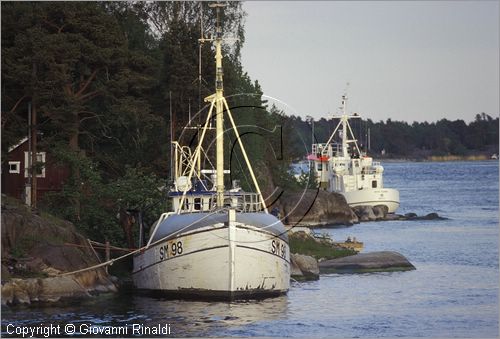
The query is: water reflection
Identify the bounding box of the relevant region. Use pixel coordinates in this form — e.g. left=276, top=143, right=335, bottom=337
left=129, top=294, right=289, bottom=336
left=2, top=293, right=289, bottom=337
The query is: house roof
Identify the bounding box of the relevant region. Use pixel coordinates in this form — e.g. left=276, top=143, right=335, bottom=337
left=8, top=137, right=28, bottom=153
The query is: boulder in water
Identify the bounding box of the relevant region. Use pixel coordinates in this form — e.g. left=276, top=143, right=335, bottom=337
left=353, top=205, right=376, bottom=221
left=319, top=251, right=415, bottom=273
left=404, top=212, right=418, bottom=219
left=384, top=213, right=403, bottom=221
left=372, top=205, right=388, bottom=220
left=421, top=212, right=445, bottom=220
left=290, top=253, right=319, bottom=281
left=402, top=212, right=446, bottom=221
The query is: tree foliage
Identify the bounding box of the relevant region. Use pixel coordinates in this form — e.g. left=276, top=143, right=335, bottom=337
left=1, top=1, right=257, bottom=247
left=2, top=1, right=498, bottom=247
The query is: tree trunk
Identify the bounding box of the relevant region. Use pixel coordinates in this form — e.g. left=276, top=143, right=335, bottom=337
left=69, top=125, right=81, bottom=221
left=31, top=101, right=37, bottom=208
left=30, top=61, right=38, bottom=209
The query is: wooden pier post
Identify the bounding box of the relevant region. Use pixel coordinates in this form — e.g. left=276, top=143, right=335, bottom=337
left=105, top=240, right=110, bottom=273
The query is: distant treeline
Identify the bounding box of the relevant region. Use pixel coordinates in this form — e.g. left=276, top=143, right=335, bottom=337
left=280, top=112, right=499, bottom=159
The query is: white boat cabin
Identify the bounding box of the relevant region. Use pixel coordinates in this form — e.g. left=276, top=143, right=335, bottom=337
left=170, top=176, right=264, bottom=214
left=311, top=142, right=385, bottom=194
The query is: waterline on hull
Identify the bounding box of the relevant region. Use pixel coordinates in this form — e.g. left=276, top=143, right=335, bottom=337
left=343, top=188, right=400, bottom=213
left=133, top=220, right=290, bottom=300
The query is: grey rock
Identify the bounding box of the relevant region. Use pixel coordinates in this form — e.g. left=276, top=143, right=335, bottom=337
left=353, top=206, right=376, bottom=221
left=290, top=259, right=303, bottom=278
left=384, top=213, right=403, bottom=221
left=281, top=190, right=357, bottom=226
left=1, top=272, right=117, bottom=306
left=349, top=209, right=359, bottom=224
left=402, top=212, right=446, bottom=221
left=1, top=196, right=118, bottom=306
left=422, top=212, right=445, bottom=220
left=404, top=212, right=418, bottom=219
left=319, top=251, right=416, bottom=273
left=372, top=205, right=388, bottom=220
left=290, top=253, right=319, bottom=281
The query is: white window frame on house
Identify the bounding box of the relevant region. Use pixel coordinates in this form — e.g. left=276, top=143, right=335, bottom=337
left=24, top=152, right=46, bottom=178
left=8, top=161, right=21, bottom=174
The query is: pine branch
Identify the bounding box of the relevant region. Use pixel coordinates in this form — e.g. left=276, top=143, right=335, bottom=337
left=10, top=95, right=28, bottom=113
left=76, top=70, right=98, bottom=97
left=42, top=19, right=66, bottom=34
left=79, top=115, right=104, bottom=123
left=64, top=84, right=73, bottom=96
left=78, top=110, right=105, bottom=124
left=79, top=90, right=101, bottom=102
left=1, top=95, right=28, bottom=128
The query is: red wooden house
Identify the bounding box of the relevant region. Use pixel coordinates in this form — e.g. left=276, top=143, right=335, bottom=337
left=2, top=137, right=70, bottom=205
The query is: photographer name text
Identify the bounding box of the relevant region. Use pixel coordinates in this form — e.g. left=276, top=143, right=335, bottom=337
left=6, top=323, right=172, bottom=337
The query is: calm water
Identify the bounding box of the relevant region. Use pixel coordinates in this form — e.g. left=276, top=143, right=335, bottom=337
left=2, top=161, right=498, bottom=338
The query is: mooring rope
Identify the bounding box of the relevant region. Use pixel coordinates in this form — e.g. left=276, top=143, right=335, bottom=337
left=63, top=242, right=134, bottom=252
left=57, top=246, right=146, bottom=277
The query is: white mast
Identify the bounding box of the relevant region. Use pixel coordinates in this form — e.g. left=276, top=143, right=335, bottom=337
left=341, top=95, right=349, bottom=158
left=177, top=2, right=268, bottom=213
left=213, top=3, right=225, bottom=208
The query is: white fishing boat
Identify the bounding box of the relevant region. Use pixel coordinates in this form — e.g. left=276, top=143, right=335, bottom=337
left=308, top=94, right=400, bottom=213
left=132, top=4, right=290, bottom=299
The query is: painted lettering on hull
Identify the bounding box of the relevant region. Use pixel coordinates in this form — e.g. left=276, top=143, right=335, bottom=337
left=270, top=239, right=286, bottom=259
left=158, top=240, right=183, bottom=260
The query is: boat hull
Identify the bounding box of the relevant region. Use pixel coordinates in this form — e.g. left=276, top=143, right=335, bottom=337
left=133, top=216, right=290, bottom=300
left=342, top=188, right=400, bottom=213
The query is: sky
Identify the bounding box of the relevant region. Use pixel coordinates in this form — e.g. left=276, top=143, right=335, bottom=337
left=240, top=1, right=499, bottom=123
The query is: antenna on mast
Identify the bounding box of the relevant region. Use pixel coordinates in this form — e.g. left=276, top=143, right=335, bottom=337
left=192, top=2, right=210, bottom=125
left=341, top=82, right=350, bottom=114
left=177, top=1, right=268, bottom=213
left=198, top=2, right=204, bottom=115
left=169, top=91, right=173, bottom=183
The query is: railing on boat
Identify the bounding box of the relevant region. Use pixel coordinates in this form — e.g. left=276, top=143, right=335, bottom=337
left=176, top=192, right=265, bottom=213
left=312, top=143, right=341, bottom=158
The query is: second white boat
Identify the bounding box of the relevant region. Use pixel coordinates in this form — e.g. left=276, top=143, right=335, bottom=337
left=308, top=94, right=400, bottom=213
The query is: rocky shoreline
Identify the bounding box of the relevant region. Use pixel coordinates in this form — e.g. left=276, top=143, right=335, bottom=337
left=1, top=195, right=118, bottom=306
left=2, top=272, right=117, bottom=305
left=2, top=191, right=434, bottom=305
left=279, top=189, right=445, bottom=227
left=288, top=230, right=416, bottom=281
left=352, top=205, right=446, bottom=223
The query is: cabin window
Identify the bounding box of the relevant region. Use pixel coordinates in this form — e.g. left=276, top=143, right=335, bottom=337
left=194, top=198, right=201, bottom=211
left=8, top=161, right=20, bottom=174
left=372, top=180, right=377, bottom=188
left=317, top=163, right=322, bottom=171
left=183, top=199, right=190, bottom=210
left=24, top=152, right=46, bottom=178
